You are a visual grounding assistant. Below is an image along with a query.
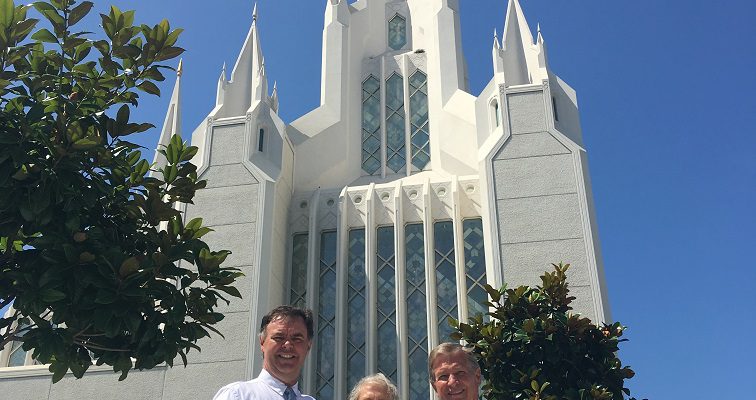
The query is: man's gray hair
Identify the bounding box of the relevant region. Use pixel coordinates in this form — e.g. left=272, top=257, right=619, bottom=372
left=428, top=342, right=480, bottom=383
left=348, top=373, right=399, bottom=400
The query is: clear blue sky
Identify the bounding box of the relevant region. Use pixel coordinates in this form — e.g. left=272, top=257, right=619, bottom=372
left=5, top=0, right=755, bottom=398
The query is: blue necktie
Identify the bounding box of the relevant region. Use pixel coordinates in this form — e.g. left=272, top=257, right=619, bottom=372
left=284, top=387, right=296, bottom=400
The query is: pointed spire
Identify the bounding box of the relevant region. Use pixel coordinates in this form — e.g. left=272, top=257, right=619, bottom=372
left=493, top=28, right=500, bottom=49
left=152, top=59, right=183, bottom=174
left=216, top=62, right=227, bottom=106
left=501, top=0, right=538, bottom=85
left=223, top=2, right=268, bottom=116
left=537, top=23, right=548, bottom=69
left=270, top=81, right=279, bottom=114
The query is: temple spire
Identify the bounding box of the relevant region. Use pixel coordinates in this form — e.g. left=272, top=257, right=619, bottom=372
left=500, top=0, right=541, bottom=86
left=216, top=62, right=227, bottom=106
left=270, top=80, right=279, bottom=114
left=152, top=59, right=183, bottom=173
left=222, top=2, right=268, bottom=116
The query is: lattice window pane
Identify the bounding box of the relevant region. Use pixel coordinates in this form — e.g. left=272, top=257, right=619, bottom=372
left=405, top=223, right=429, bottom=400
left=316, top=231, right=337, bottom=398
left=386, top=73, right=406, bottom=173
left=362, top=76, right=382, bottom=175
left=347, top=229, right=367, bottom=390
left=463, top=219, right=488, bottom=320
left=388, top=15, right=407, bottom=50
left=409, top=70, right=430, bottom=170
left=376, top=226, right=397, bottom=381
left=290, top=233, right=309, bottom=308
left=434, top=221, right=457, bottom=342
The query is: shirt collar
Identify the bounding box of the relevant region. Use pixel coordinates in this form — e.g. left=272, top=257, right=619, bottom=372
left=259, top=369, right=302, bottom=397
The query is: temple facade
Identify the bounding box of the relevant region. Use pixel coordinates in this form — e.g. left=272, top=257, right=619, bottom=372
left=0, top=1, right=610, bottom=399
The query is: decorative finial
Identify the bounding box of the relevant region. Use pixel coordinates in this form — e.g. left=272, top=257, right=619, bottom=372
left=537, top=23, right=541, bottom=34
left=252, top=2, right=258, bottom=22
left=176, top=59, right=183, bottom=77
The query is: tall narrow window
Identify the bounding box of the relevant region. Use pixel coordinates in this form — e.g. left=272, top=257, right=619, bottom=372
left=376, top=226, right=397, bottom=381
left=316, top=231, right=337, bottom=399
left=409, top=70, right=430, bottom=170
left=388, top=15, right=407, bottom=50
left=258, top=128, right=265, bottom=152
left=385, top=73, right=406, bottom=173
left=434, top=221, right=457, bottom=342
left=463, top=219, right=488, bottom=320
left=362, top=76, right=381, bottom=175
left=290, top=233, right=309, bottom=308
left=495, top=101, right=501, bottom=127
left=346, top=228, right=367, bottom=390
left=552, top=96, right=559, bottom=122
left=405, top=223, right=429, bottom=400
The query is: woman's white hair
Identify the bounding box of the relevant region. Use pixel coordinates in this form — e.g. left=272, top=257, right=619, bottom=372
left=347, top=373, right=399, bottom=400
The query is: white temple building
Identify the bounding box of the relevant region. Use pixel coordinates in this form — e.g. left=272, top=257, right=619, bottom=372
left=0, top=0, right=610, bottom=399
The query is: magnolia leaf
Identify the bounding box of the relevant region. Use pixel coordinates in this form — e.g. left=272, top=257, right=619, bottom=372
left=68, top=1, right=93, bottom=26
left=137, top=80, right=160, bottom=95
left=31, top=27, right=56, bottom=42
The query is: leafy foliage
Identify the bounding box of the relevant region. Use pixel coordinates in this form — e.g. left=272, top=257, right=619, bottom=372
left=451, top=264, right=643, bottom=400
left=0, top=0, right=241, bottom=381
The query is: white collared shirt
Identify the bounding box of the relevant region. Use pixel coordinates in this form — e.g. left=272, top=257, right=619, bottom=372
left=212, top=369, right=316, bottom=400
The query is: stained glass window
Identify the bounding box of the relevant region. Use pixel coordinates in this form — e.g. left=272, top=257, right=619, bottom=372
left=463, top=219, right=488, bottom=320
left=434, top=221, right=457, bottom=342
left=347, top=228, right=367, bottom=390
left=388, top=15, right=407, bottom=50
left=290, top=233, right=308, bottom=308
left=405, top=223, right=429, bottom=400
left=376, top=226, right=397, bottom=381
left=409, top=70, right=430, bottom=170
left=362, top=76, right=381, bottom=175
left=316, top=231, right=337, bottom=399
left=385, top=73, right=406, bottom=173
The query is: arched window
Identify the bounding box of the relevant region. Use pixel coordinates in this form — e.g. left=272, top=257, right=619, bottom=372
left=490, top=98, right=500, bottom=130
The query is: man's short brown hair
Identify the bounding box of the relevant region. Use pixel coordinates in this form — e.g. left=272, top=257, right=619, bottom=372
left=259, top=305, right=314, bottom=339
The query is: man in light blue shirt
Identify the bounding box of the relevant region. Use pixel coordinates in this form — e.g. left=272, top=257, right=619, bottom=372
left=213, top=306, right=316, bottom=400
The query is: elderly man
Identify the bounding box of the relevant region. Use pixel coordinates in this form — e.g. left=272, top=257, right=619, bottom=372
left=213, top=305, right=316, bottom=400
left=428, top=343, right=481, bottom=400
left=348, top=373, right=399, bottom=400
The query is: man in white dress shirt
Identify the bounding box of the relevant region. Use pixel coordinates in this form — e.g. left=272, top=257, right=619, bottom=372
left=213, top=306, right=316, bottom=400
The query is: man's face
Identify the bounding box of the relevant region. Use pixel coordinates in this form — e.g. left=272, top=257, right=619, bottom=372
left=430, top=351, right=481, bottom=400
left=260, top=316, right=311, bottom=386
left=356, top=383, right=392, bottom=400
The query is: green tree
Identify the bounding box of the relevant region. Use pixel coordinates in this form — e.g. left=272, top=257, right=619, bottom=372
left=451, top=264, right=643, bottom=400
left=0, top=0, right=241, bottom=381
